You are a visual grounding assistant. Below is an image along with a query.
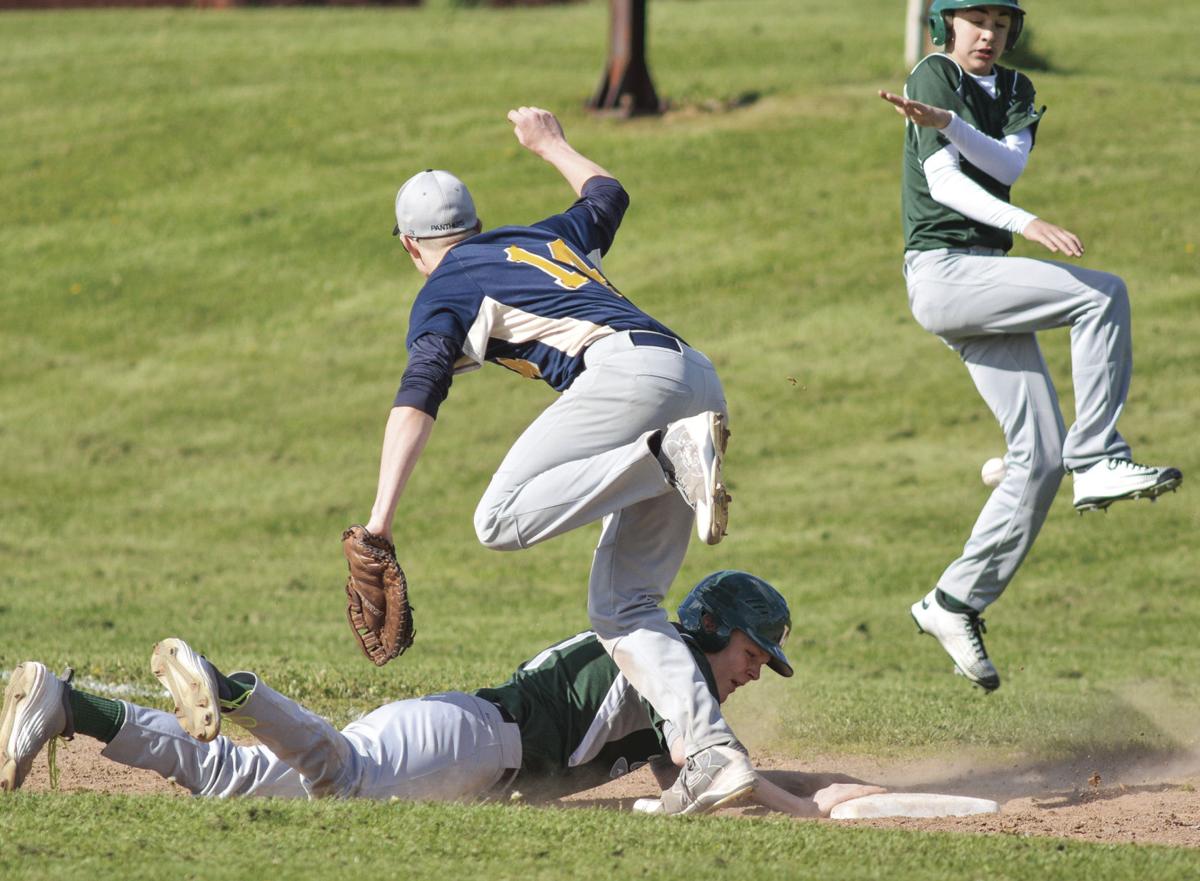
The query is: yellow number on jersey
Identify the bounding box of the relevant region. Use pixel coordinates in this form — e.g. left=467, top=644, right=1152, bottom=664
left=505, top=239, right=621, bottom=295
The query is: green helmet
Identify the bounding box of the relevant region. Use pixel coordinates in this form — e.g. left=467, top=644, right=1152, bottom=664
left=929, top=0, right=1025, bottom=52
left=677, top=570, right=793, bottom=677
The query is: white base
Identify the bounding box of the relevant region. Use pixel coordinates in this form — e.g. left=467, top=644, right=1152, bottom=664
left=632, top=798, right=664, bottom=814
left=829, top=792, right=999, bottom=820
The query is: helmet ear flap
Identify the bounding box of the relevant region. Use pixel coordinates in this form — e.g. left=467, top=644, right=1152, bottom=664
left=1006, top=14, right=1024, bottom=51
left=928, top=10, right=950, bottom=47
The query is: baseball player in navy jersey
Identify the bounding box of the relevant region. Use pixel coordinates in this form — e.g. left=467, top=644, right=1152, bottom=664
left=358, top=106, right=744, bottom=813
left=1, top=572, right=882, bottom=817
left=878, top=1, right=1182, bottom=692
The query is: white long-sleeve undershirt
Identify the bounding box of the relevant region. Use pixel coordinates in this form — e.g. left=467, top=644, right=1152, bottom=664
left=923, top=143, right=1037, bottom=234
left=941, top=113, right=1032, bottom=186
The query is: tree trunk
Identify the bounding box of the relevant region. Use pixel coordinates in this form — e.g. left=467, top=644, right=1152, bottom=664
left=587, top=0, right=662, bottom=117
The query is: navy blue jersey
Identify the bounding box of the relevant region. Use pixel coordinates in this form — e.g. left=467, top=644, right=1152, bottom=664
left=394, top=177, right=680, bottom=416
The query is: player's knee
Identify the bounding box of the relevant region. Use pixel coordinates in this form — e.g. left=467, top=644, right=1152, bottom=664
left=1006, top=440, right=1063, bottom=498
left=472, top=505, right=500, bottom=547
left=1028, top=447, right=1065, bottom=499
left=1093, top=272, right=1130, bottom=320
left=473, top=499, right=518, bottom=550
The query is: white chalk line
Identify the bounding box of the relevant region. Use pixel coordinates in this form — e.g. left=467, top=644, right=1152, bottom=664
left=0, top=668, right=167, bottom=701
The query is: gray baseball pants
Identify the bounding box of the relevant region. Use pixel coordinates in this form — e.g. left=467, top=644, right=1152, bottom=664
left=473, top=330, right=734, bottom=755
left=904, top=248, right=1133, bottom=610
left=101, top=681, right=519, bottom=800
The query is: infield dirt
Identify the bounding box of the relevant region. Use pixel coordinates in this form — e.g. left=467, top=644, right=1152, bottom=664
left=22, top=737, right=1200, bottom=848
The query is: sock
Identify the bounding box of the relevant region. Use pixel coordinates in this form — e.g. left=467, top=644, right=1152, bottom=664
left=68, top=689, right=126, bottom=743
left=936, top=589, right=975, bottom=615
left=650, top=430, right=678, bottom=484
left=647, top=429, right=664, bottom=459
left=216, top=670, right=254, bottom=712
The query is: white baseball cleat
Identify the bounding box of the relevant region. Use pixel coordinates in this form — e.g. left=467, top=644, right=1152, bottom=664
left=1, top=662, right=73, bottom=793
left=1073, top=458, right=1183, bottom=512
left=659, top=411, right=731, bottom=545
left=659, top=743, right=757, bottom=815
left=911, top=590, right=1000, bottom=693
left=151, top=638, right=221, bottom=742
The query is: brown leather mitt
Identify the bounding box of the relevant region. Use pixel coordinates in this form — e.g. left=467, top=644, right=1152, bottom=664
left=342, top=525, right=414, bottom=666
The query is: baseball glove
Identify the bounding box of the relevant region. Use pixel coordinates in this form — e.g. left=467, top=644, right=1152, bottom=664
left=342, top=525, right=414, bottom=666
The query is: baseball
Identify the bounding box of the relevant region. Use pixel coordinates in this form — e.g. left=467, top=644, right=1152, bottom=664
left=981, top=457, right=1007, bottom=488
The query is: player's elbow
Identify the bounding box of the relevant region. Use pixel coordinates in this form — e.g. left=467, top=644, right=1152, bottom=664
left=993, top=156, right=1028, bottom=188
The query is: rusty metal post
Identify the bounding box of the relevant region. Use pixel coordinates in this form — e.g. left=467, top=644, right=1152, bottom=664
left=588, top=0, right=663, bottom=117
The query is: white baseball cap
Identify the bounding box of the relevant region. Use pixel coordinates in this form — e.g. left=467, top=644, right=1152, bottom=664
left=392, top=169, right=478, bottom=239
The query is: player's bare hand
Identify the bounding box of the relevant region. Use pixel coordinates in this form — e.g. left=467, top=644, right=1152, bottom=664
left=508, top=106, right=568, bottom=157
left=1022, top=218, right=1085, bottom=258
left=812, top=782, right=887, bottom=817
left=878, top=90, right=952, bottom=129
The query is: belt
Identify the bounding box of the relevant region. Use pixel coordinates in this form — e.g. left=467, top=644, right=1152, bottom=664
left=485, top=699, right=520, bottom=793
left=628, top=330, right=682, bottom=353
left=490, top=699, right=517, bottom=725
left=937, top=247, right=1006, bottom=257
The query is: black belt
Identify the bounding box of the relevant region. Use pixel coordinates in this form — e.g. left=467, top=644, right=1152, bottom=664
left=629, top=330, right=682, bottom=353
left=490, top=700, right=517, bottom=725
left=484, top=700, right=520, bottom=793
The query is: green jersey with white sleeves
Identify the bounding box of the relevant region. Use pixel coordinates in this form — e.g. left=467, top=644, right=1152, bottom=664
left=902, top=54, right=1044, bottom=252
left=475, top=628, right=718, bottom=781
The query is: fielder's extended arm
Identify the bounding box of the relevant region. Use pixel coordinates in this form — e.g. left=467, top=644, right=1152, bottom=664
left=365, top=405, right=435, bottom=541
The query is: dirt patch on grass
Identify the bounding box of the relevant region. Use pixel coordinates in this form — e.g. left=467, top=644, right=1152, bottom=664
left=22, top=737, right=1200, bottom=847
left=557, top=747, right=1200, bottom=848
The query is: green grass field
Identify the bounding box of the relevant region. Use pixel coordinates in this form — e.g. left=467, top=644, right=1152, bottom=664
left=2, top=1, right=1198, bottom=877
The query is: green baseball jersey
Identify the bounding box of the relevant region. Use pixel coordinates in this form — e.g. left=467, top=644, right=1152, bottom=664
left=901, top=54, right=1044, bottom=252
left=475, top=628, right=718, bottom=780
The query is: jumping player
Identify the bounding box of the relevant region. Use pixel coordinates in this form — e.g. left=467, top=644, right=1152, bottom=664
left=878, top=1, right=1182, bottom=691
left=357, top=106, right=741, bottom=811
left=1, top=572, right=881, bottom=817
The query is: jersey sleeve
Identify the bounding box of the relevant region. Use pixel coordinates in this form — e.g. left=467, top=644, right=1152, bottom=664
left=531, top=176, right=630, bottom=258
left=905, top=55, right=966, bottom=163
left=393, top=332, right=458, bottom=418
left=1003, top=70, right=1046, bottom=142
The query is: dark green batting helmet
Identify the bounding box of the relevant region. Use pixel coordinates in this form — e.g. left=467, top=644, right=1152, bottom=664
left=677, top=570, right=793, bottom=677
left=929, top=0, right=1025, bottom=52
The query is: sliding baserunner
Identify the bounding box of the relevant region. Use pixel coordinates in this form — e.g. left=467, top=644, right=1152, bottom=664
left=2, top=571, right=880, bottom=816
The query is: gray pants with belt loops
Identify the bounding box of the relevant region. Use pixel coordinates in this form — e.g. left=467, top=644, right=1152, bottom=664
left=474, top=330, right=733, bottom=755
left=904, top=248, right=1133, bottom=610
